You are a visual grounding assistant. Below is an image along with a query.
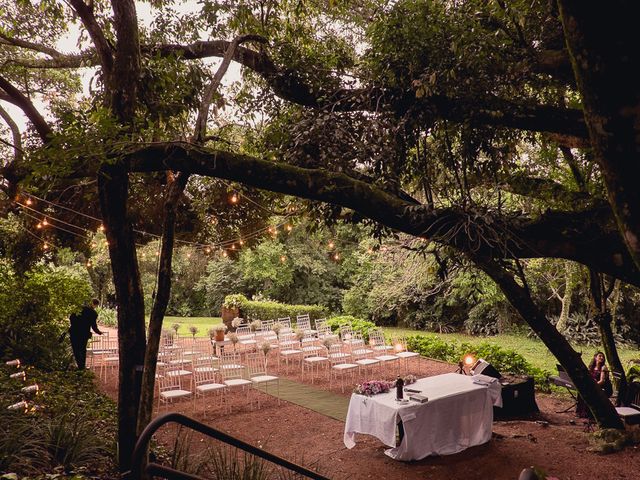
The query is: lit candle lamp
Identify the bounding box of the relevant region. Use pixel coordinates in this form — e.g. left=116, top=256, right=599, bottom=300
left=7, top=401, right=28, bottom=411
left=6, top=359, right=20, bottom=367
left=10, top=371, right=26, bottom=380
left=21, top=384, right=39, bottom=394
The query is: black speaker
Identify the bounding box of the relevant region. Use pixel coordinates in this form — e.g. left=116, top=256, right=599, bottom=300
left=471, top=359, right=501, bottom=379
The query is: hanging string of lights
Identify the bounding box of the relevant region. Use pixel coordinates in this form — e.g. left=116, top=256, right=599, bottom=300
left=13, top=192, right=427, bottom=262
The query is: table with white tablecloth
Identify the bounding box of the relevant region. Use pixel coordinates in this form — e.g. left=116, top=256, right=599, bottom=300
left=343, top=373, right=502, bottom=460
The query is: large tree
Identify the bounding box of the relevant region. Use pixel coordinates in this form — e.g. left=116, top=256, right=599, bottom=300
left=2, top=0, right=638, bottom=470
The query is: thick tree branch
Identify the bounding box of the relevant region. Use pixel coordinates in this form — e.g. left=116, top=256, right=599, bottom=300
left=7, top=39, right=589, bottom=140
left=67, top=0, right=114, bottom=74
left=0, top=32, right=63, bottom=58
left=498, top=172, right=600, bottom=208
left=123, top=142, right=640, bottom=285
left=0, top=75, right=52, bottom=141
left=194, top=35, right=266, bottom=142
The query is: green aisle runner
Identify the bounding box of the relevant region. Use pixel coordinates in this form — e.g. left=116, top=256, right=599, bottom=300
left=255, top=378, right=350, bottom=422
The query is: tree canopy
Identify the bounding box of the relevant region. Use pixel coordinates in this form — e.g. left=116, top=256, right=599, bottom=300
left=2, top=0, right=639, bottom=469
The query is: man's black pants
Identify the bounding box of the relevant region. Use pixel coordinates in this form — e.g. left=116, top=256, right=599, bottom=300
left=70, top=333, right=89, bottom=369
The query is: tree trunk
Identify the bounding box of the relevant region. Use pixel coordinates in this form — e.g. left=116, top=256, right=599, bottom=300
left=98, top=164, right=147, bottom=472
left=589, top=271, right=627, bottom=406
left=473, top=255, right=623, bottom=428
left=137, top=173, right=189, bottom=437
left=556, top=261, right=576, bottom=333
left=558, top=1, right=640, bottom=272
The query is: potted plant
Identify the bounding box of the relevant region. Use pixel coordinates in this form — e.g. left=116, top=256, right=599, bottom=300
left=188, top=325, right=199, bottom=339
left=249, top=319, right=262, bottom=332
left=294, top=328, right=305, bottom=346
left=227, top=332, right=239, bottom=350
left=212, top=324, right=227, bottom=342
left=272, top=322, right=283, bottom=338
left=231, top=317, right=244, bottom=331
left=222, top=294, right=247, bottom=327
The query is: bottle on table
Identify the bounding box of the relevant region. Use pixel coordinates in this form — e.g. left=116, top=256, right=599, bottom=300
left=396, top=375, right=404, bottom=400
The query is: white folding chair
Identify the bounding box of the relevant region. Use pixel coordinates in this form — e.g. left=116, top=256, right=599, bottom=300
left=193, top=357, right=226, bottom=416
left=391, top=336, right=420, bottom=374
left=247, top=352, right=280, bottom=408
left=296, top=314, right=317, bottom=336
left=235, top=326, right=257, bottom=352
left=278, top=335, right=303, bottom=373
left=328, top=344, right=358, bottom=393
left=301, top=348, right=328, bottom=384
left=157, top=366, right=194, bottom=413
left=219, top=351, right=252, bottom=408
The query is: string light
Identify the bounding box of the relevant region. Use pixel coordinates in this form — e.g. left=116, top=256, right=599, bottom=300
left=328, top=241, right=335, bottom=249
left=286, top=224, right=292, bottom=232
left=42, top=218, right=48, bottom=226
left=231, top=244, right=236, bottom=250
left=230, top=193, right=239, bottom=204
left=222, top=251, right=228, bottom=257
left=280, top=255, right=286, bottom=263
left=25, top=198, right=33, bottom=206
left=43, top=242, right=49, bottom=250
left=99, top=224, right=105, bottom=232
left=333, top=253, right=340, bottom=261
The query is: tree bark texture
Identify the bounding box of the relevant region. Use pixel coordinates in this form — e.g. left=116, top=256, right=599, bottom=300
left=136, top=172, right=189, bottom=437
left=98, top=164, right=147, bottom=472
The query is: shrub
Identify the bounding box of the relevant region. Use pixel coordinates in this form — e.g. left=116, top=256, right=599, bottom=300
left=223, top=294, right=328, bottom=321
left=326, top=316, right=377, bottom=341
left=0, top=364, right=117, bottom=476
left=0, top=262, right=93, bottom=370
left=97, top=306, right=117, bottom=327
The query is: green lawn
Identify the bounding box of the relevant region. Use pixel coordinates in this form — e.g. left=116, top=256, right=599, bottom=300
left=162, top=316, right=224, bottom=337
left=385, top=327, right=640, bottom=373
left=159, top=317, right=640, bottom=373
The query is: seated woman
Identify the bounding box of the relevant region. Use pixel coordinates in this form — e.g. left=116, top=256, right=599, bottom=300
left=576, top=351, right=613, bottom=418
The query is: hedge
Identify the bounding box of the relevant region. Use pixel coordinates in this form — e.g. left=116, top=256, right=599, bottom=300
left=224, top=294, right=329, bottom=323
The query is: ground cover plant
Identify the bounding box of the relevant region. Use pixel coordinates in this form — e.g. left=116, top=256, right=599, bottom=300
left=0, top=364, right=117, bottom=477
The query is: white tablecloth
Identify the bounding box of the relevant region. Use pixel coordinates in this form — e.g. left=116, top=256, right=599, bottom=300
left=343, top=373, right=502, bottom=460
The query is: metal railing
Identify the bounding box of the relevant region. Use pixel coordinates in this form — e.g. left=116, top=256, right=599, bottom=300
left=128, top=412, right=330, bottom=480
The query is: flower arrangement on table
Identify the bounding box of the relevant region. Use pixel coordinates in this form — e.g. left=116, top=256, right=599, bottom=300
left=231, top=317, right=244, bottom=328
left=353, top=380, right=395, bottom=396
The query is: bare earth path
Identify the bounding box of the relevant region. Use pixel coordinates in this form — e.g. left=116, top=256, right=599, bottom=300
left=96, top=331, right=639, bottom=480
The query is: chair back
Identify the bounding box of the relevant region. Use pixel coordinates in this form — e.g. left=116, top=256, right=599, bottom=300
left=296, top=314, right=312, bottom=332
left=246, top=352, right=268, bottom=377
left=219, top=351, right=245, bottom=380
left=193, top=357, right=217, bottom=386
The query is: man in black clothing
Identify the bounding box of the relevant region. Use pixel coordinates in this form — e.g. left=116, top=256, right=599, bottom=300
left=69, top=298, right=103, bottom=369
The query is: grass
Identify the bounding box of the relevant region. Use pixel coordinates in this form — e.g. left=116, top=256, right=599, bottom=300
left=385, top=327, right=640, bottom=373
left=153, top=317, right=640, bottom=373
left=162, top=316, right=224, bottom=337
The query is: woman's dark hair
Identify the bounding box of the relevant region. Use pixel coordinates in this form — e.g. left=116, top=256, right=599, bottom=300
left=588, top=351, right=606, bottom=371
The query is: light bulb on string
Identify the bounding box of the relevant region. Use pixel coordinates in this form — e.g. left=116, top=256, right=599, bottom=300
left=42, top=218, right=48, bottom=226
left=43, top=242, right=49, bottom=250
left=230, top=192, right=239, bottom=204
left=280, top=255, right=286, bottom=263
left=98, top=224, right=105, bottom=232
left=231, top=244, right=236, bottom=250
left=239, top=239, right=244, bottom=246
left=187, top=253, right=192, bottom=259
left=25, top=198, right=33, bottom=206
left=36, top=222, right=42, bottom=229
left=206, top=247, right=212, bottom=254
left=333, top=252, right=340, bottom=261
left=86, top=261, right=92, bottom=267
left=222, top=250, right=228, bottom=257
left=328, top=241, right=335, bottom=249
left=286, top=224, right=292, bottom=232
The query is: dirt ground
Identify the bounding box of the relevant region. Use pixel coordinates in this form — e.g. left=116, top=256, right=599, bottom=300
left=97, top=345, right=639, bottom=480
